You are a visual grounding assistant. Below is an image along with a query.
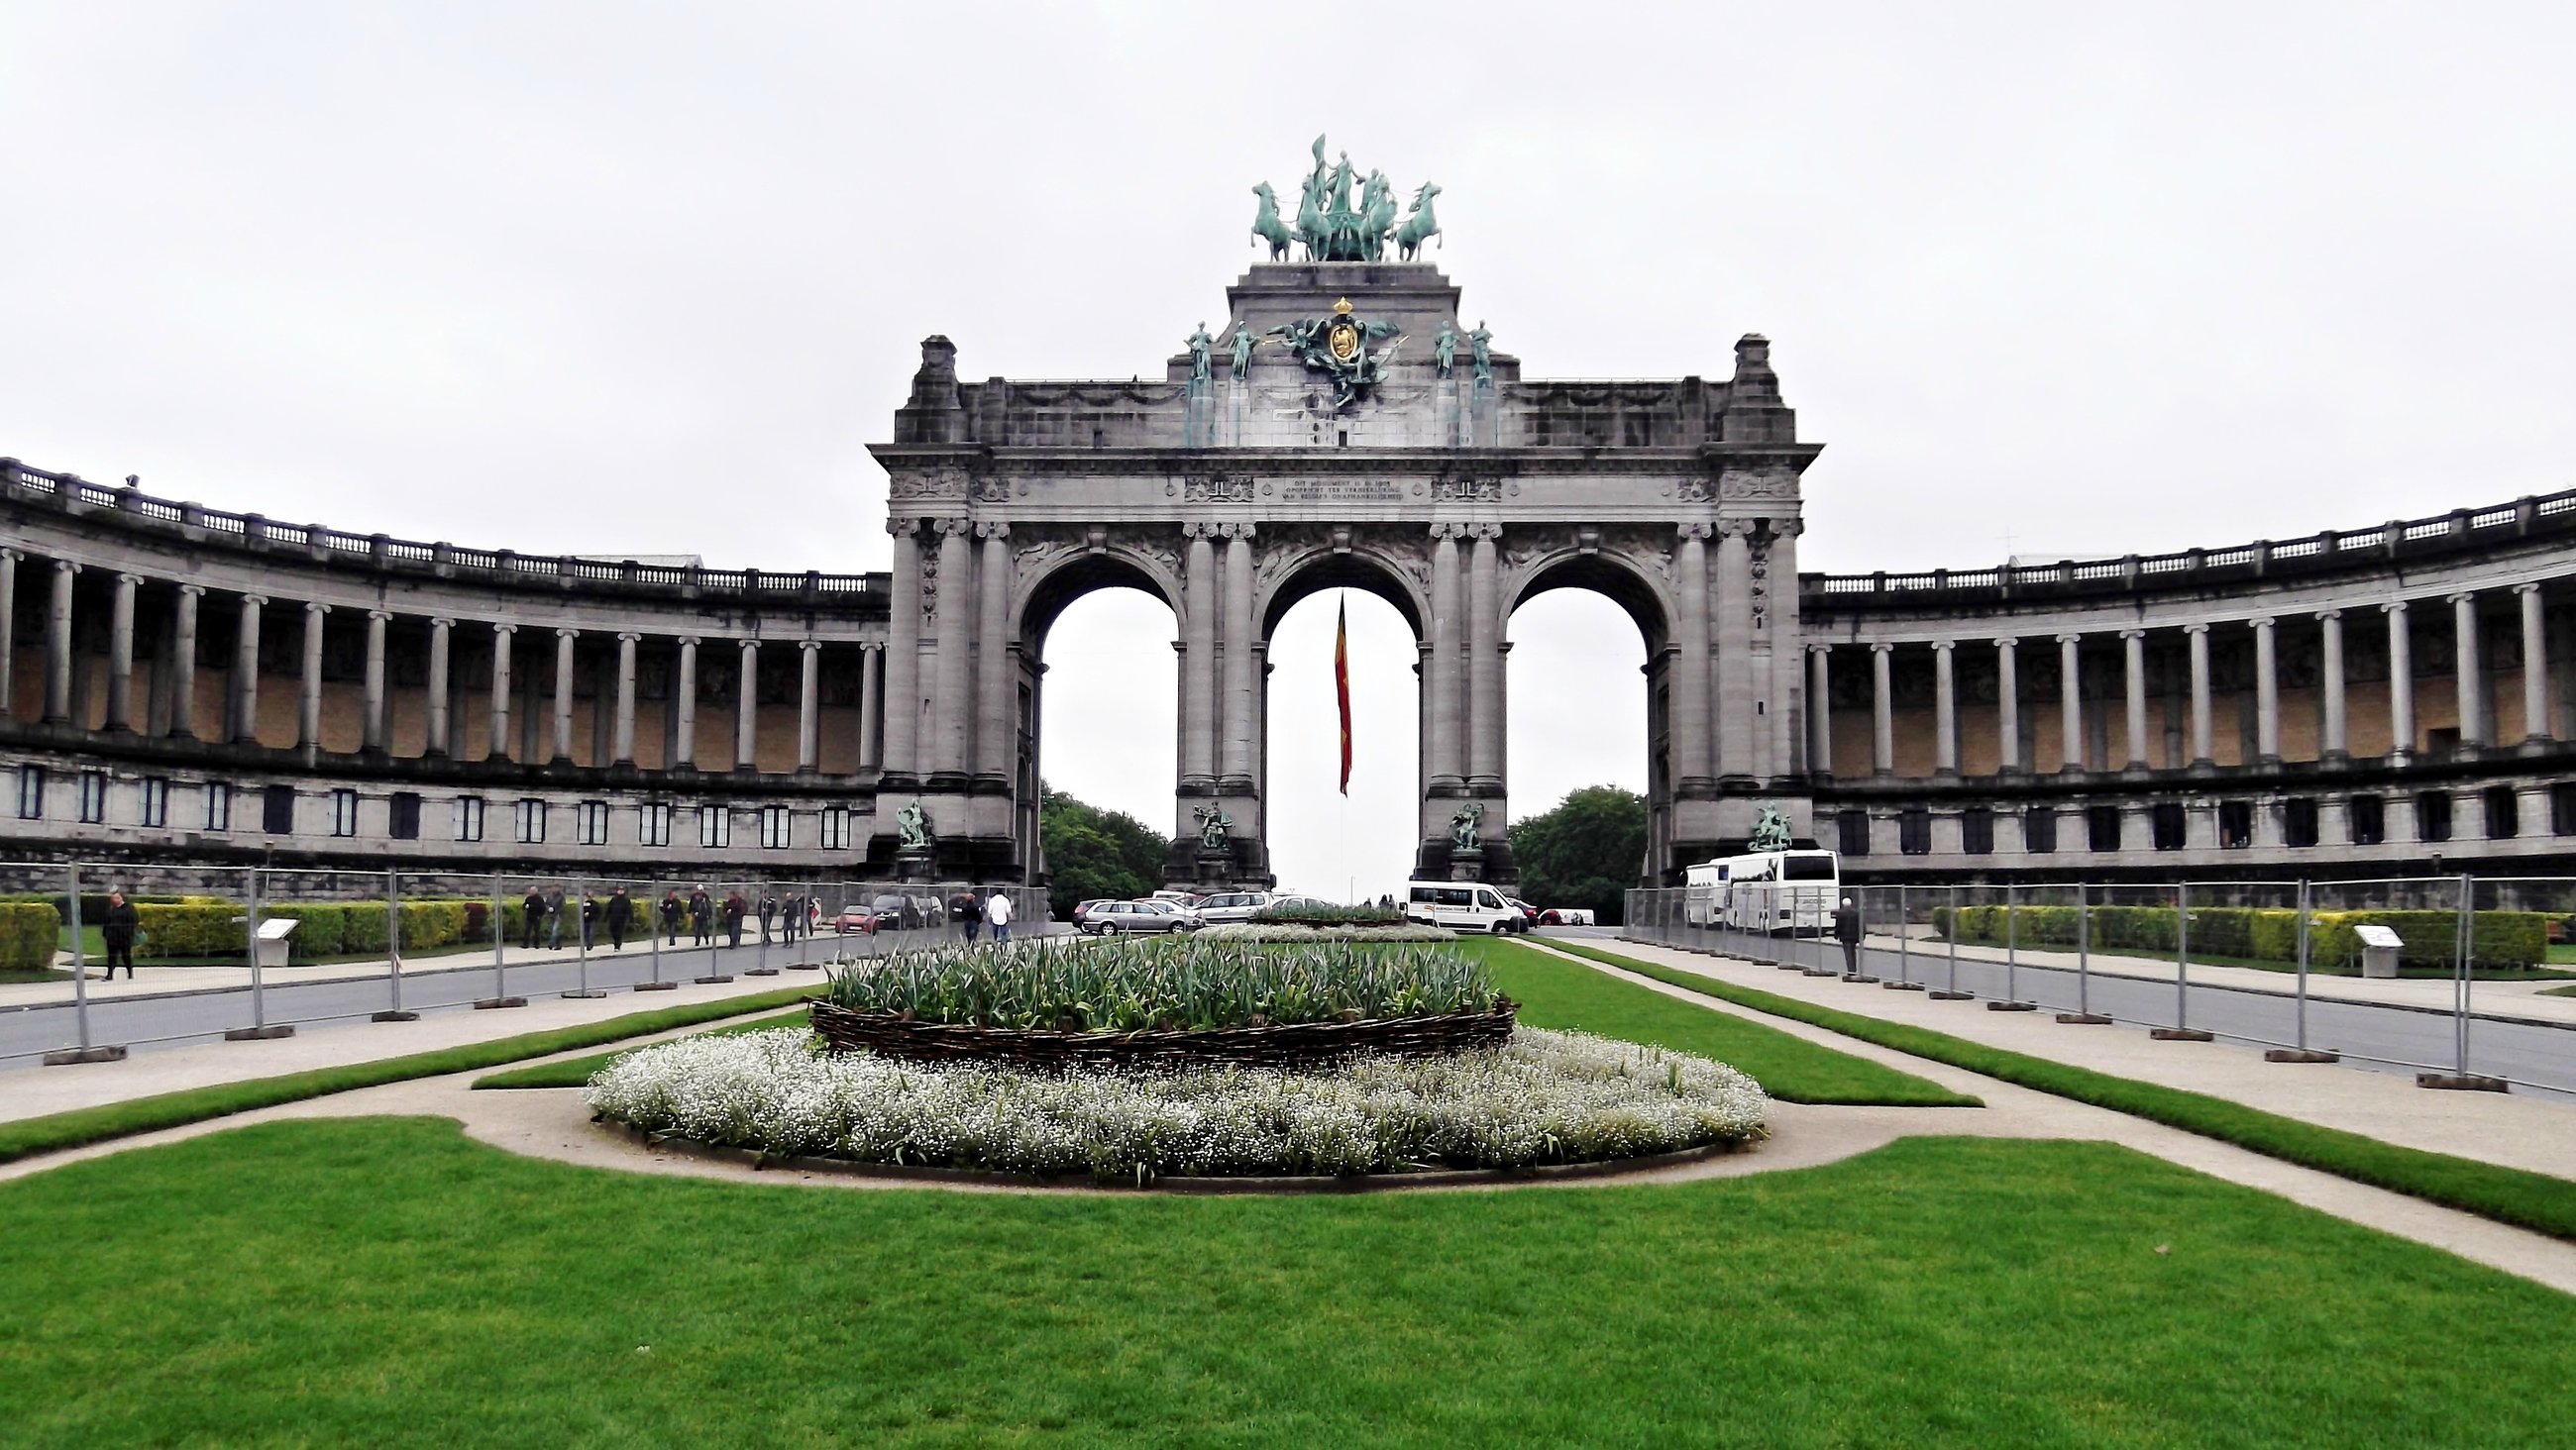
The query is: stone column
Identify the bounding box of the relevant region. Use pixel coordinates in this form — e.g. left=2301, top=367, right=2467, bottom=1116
left=612, top=631, right=640, bottom=766
left=362, top=609, right=391, bottom=753
left=1805, top=645, right=1832, bottom=779
left=1467, top=526, right=1502, bottom=787
left=1932, top=640, right=1958, bottom=777
left=2250, top=615, right=2280, bottom=763
left=106, top=572, right=139, bottom=732
left=410, top=615, right=449, bottom=756
left=552, top=627, right=579, bottom=763
left=2520, top=583, right=2550, bottom=743
left=883, top=520, right=922, bottom=778
left=1427, top=525, right=1463, bottom=788
left=2057, top=633, right=2083, bottom=772
left=856, top=642, right=880, bottom=771
left=1712, top=522, right=1755, bottom=779
left=2184, top=623, right=2213, bottom=766
left=2119, top=628, right=2148, bottom=769
left=933, top=519, right=975, bottom=777
left=0, top=549, right=16, bottom=718
left=735, top=638, right=761, bottom=772
left=2385, top=601, right=2415, bottom=763
left=672, top=637, right=698, bottom=768
left=1672, top=525, right=1713, bottom=788
left=2452, top=591, right=2486, bottom=748
left=168, top=584, right=202, bottom=739
left=1768, top=520, right=1803, bottom=779
left=1221, top=525, right=1257, bottom=784
left=2317, top=609, right=2347, bottom=760
left=298, top=601, right=329, bottom=752
left=797, top=638, right=821, bottom=774
left=231, top=593, right=265, bottom=743
left=1182, top=526, right=1218, bottom=786
left=1993, top=638, right=2021, bottom=774
left=976, top=524, right=1012, bottom=782
left=1869, top=643, right=1894, bottom=777
left=43, top=559, right=78, bottom=724
left=487, top=622, right=515, bottom=762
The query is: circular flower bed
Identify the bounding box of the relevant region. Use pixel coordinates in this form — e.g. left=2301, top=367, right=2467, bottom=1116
left=586, top=1026, right=1768, bottom=1181
left=1197, top=923, right=1455, bottom=943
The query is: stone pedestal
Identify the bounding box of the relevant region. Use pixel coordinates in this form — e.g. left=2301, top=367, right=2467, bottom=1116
left=1193, top=847, right=1237, bottom=888
left=895, top=847, right=938, bottom=884
left=1448, top=845, right=1484, bottom=882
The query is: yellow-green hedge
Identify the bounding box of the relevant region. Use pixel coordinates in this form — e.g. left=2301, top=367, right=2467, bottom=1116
left=1930, top=904, right=2549, bottom=969
left=0, top=902, right=60, bottom=972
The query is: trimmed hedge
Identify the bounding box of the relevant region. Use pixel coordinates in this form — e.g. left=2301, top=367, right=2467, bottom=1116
left=124, top=895, right=650, bottom=964
left=0, top=902, right=61, bottom=972
left=1931, top=904, right=2549, bottom=969
left=1252, top=905, right=1405, bottom=927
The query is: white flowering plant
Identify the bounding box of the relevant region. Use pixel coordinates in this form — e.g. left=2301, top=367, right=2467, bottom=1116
left=586, top=1025, right=1768, bottom=1180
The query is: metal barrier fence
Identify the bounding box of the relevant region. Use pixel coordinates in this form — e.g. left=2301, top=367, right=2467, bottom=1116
left=1, top=863, right=1051, bottom=1067
left=1623, top=875, right=2576, bottom=1096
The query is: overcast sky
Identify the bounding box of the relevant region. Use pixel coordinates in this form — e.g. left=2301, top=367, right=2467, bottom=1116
left=6, top=4, right=2571, bottom=896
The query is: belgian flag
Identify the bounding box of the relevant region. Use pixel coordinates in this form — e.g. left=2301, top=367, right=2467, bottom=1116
left=1335, top=596, right=1352, bottom=794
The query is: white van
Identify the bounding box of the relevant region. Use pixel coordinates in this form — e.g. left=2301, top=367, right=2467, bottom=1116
left=1405, top=880, right=1523, bottom=935
left=1683, top=849, right=1840, bottom=934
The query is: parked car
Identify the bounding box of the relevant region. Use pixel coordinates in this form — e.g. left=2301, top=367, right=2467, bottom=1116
left=1196, top=890, right=1284, bottom=925
left=1539, top=907, right=1595, bottom=927
left=1084, top=899, right=1201, bottom=934
left=1150, top=889, right=1206, bottom=909
left=836, top=892, right=939, bottom=933
left=1506, top=897, right=1540, bottom=930
left=1071, top=898, right=1113, bottom=928
left=1403, top=881, right=1523, bottom=935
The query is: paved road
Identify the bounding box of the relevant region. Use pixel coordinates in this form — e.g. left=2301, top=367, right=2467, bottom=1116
left=0, top=925, right=996, bottom=1067
left=1590, top=923, right=2576, bottom=1096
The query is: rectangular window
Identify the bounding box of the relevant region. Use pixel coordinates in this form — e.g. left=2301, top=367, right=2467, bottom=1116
left=2086, top=804, right=2122, bottom=852
left=638, top=801, right=673, bottom=848
left=514, top=797, right=547, bottom=845
left=202, top=781, right=233, bottom=833
left=329, top=788, right=360, bottom=838
left=16, top=766, right=43, bottom=820
left=77, top=771, right=107, bottom=825
left=2218, top=800, right=2253, bottom=850
left=760, top=804, right=793, bottom=850
left=2484, top=784, right=2520, bottom=840
left=139, top=777, right=170, bottom=829
left=819, top=805, right=852, bottom=851
left=453, top=795, right=485, bottom=843
left=1961, top=807, right=1994, bottom=856
left=2416, top=791, right=2453, bottom=843
left=387, top=791, right=421, bottom=841
left=1835, top=809, right=1871, bottom=857
left=2554, top=784, right=2576, bottom=837
left=263, top=784, right=296, bottom=835
left=2349, top=794, right=2386, bottom=846
left=1897, top=808, right=1931, bottom=856
left=2024, top=805, right=2057, bottom=855
left=577, top=800, right=610, bottom=847
left=2284, top=797, right=2318, bottom=849
left=2151, top=802, right=2186, bottom=851
left=698, top=804, right=732, bottom=849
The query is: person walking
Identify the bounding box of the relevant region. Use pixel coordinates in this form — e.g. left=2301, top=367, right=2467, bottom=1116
left=1833, top=896, right=1863, bottom=978
left=723, top=889, right=747, bottom=949
left=520, top=886, right=546, bottom=950
left=546, top=886, right=567, bottom=950
left=758, top=893, right=778, bottom=943
left=806, top=895, right=821, bottom=937
left=660, top=889, right=683, bottom=945
left=689, top=886, right=712, bottom=946
left=985, top=889, right=1014, bottom=946
left=99, top=889, right=141, bottom=981
left=607, top=886, right=631, bottom=951
left=776, top=892, right=797, bottom=943
left=579, top=892, right=598, bottom=951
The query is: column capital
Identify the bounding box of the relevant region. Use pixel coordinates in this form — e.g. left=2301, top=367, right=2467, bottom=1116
left=0, top=547, right=19, bottom=563
left=1930, top=639, right=1956, bottom=653
left=1992, top=636, right=2020, bottom=650
left=974, top=519, right=1011, bottom=540
left=2117, top=627, right=2145, bottom=641
left=53, top=558, right=80, bottom=575
left=676, top=634, right=699, bottom=648
left=114, top=570, right=145, bottom=588
left=1428, top=522, right=1464, bottom=542
left=367, top=608, right=393, bottom=622
left=177, top=582, right=206, bottom=598
left=2055, top=632, right=2083, bottom=645
left=2246, top=615, right=2275, bottom=630
left=2312, top=608, right=2342, bottom=622
left=428, top=615, right=453, bottom=629
left=2514, top=581, right=2543, bottom=596
left=1869, top=642, right=1894, bottom=656
left=1807, top=642, right=1832, bottom=657
left=2181, top=621, right=2208, bottom=636
left=490, top=620, right=517, bottom=635
left=1771, top=517, right=1806, bottom=539
left=1179, top=520, right=1217, bottom=540
left=2380, top=599, right=2409, bottom=616
left=303, top=600, right=331, bottom=616
left=2447, top=590, right=2479, bottom=605
left=240, top=592, right=268, bottom=608
left=1216, top=520, right=1257, bottom=542
left=1716, top=518, right=1759, bottom=540
left=929, top=516, right=975, bottom=538
left=617, top=631, right=642, bottom=644
left=798, top=637, right=820, bottom=653
left=1468, top=522, right=1504, bottom=542
left=554, top=625, right=579, bottom=640
left=886, top=516, right=924, bottom=539
left=739, top=636, right=761, bottom=651
left=1675, top=521, right=1714, bottom=541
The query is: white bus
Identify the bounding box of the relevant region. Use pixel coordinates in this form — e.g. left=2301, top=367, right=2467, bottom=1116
left=1682, top=849, right=1840, bottom=935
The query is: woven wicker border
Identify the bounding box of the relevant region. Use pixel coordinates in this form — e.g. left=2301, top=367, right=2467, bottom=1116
left=809, top=996, right=1518, bottom=1070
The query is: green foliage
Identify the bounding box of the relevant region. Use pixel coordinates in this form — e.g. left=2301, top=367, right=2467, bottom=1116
left=1551, top=939, right=2576, bottom=1243
left=474, top=1009, right=815, bottom=1090
left=823, top=939, right=1497, bottom=1030
left=1250, top=904, right=1403, bottom=926
left=1038, top=782, right=1169, bottom=919
left=0, top=902, right=60, bottom=972
left=1930, top=904, right=2550, bottom=968
left=1509, top=785, right=1646, bottom=926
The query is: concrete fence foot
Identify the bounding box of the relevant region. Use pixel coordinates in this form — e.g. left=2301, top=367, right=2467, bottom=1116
left=224, top=1024, right=295, bottom=1040
left=2265, top=1049, right=2340, bottom=1064
left=371, top=1010, right=420, bottom=1023
left=2149, top=1027, right=2214, bottom=1042
left=632, top=982, right=679, bottom=992
left=1928, top=989, right=1975, bottom=1000
left=561, top=989, right=608, bottom=999
left=693, top=975, right=734, bottom=985
left=2416, top=1072, right=2509, bottom=1092
left=743, top=967, right=782, bottom=978
left=2057, top=1012, right=2114, bottom=1025
left=1882, top=981, right=1926, bottom=991
left=474, top=996, right=528, bottom=1010
left=1986, top=1001, right=2038, bottom=1012
left=41, top=1045, right=127, bottom=1066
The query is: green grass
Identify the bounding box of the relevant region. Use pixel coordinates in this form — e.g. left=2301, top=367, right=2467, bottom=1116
left=473, top=1008, right=812, bottom=1089
left=0, top=986, right=823, bottom=1165
left=1552, top=939, right=2576, bottom=1242
left=1459, top=938, right=1978, bottom=1106
left=1, top=968, right=71, bottom=984
left=3, top=1118, right=2573, bottom=1445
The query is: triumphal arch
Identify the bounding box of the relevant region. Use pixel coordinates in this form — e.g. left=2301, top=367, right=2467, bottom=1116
left=868, top=138, right=1820, bottom=886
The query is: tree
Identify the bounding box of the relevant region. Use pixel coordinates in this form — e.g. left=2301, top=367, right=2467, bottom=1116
left=1510, top=785, right=1647, bottom=925
left=1037, top=782, right=1169, bottom=919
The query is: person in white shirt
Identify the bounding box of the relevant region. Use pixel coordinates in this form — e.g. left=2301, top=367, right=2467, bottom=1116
left=985, top=890, right=1014, bottom=945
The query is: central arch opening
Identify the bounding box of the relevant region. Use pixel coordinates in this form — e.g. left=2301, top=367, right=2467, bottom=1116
left=1505, top=559, right=1661, bottom=922
left=1263, top=586, right=1420, bottom=902
left=1023, top=560, right=1179, bottom=909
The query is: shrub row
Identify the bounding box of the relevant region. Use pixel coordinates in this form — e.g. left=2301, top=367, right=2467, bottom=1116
left=1251, top=905, right=1405, bottom=927
left=1929, top=904, right=2549, bottom=969
left=123, top=895, right=650, bottom=964
left=0, top=902, right=61, bottom=972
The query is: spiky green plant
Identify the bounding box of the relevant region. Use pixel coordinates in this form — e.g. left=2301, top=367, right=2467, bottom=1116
left=822, top=939, right=1497, bottom=1031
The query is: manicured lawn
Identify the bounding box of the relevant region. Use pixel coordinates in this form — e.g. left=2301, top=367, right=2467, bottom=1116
left=2, top=1119, right=2571, bottom=1446
left=0, top=968, right=71, bottom=984
left=1550, top=939, right=2576, bottom=1242
left=474, top=1008, right=812, bottom=1089
left=1462, top=937, right=1977, bottom=1105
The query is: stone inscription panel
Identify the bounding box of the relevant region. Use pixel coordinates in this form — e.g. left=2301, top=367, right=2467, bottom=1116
left=1276, top=479, right=1406, bottom=503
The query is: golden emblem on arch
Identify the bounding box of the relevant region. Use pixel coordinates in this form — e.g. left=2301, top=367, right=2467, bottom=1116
left=1326, top=297, right=1360, bottom=362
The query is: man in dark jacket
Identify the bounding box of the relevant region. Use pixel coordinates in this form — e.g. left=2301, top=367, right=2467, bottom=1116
left=1833, top=896, right=1863, bottom=977
left=689, top=887, right=712, bottom=945
left=723, top=890, right=747, bottom=948
left=100, top=890, right=141, bottom=980
left=607, top=886, right=631, bottom=951
left=758, top=894, right=778, bottom=943
left=521, top=887, right=546, bottom=950
left=660, top=890, right=684, bottom=945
